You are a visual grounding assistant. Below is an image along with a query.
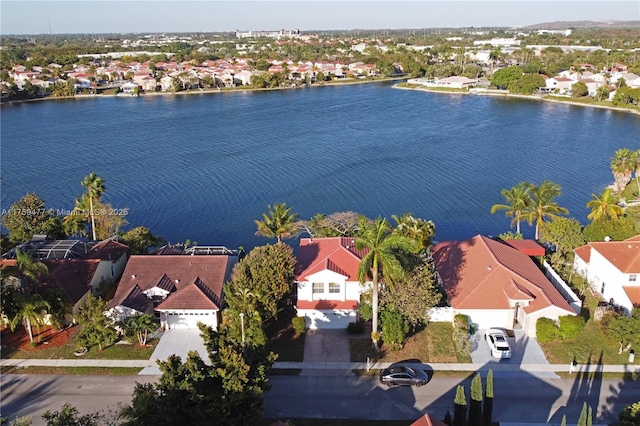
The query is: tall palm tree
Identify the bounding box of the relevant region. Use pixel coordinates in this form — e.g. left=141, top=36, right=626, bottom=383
left=81, top=172, right=105, bottom=241
left=10, top=294, right=50, bottom=344
left=522, top=180, right=569, bottom=240
left=356, top=216, right=417, bottom=349
left=610, top=148, right=634, bottom=193
left=124, top=314, right=156, bottom=346
left=490, top=182, right=532, bottom=235
left=255, top=203, right=299, bottom=243
left=587, top=188, right=624, bottom=221
left=15, top=248, right=48, bottom=293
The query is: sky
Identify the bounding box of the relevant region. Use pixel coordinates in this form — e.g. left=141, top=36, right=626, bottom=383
left=1, top=0, right=638, bottom=35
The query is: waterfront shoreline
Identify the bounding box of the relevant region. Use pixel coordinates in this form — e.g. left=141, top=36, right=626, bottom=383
left=393, top=84, right=640, bottom=116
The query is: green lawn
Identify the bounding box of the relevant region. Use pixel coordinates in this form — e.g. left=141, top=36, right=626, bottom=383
left=350, top=322, right=471, bottom=364
left=538, top=291, right=635, bottom=365
left=0, top=366, right=142, bottom=375
left=544, top=95, right=640, bottom=112
left=264, top=308, right=306, bottom=362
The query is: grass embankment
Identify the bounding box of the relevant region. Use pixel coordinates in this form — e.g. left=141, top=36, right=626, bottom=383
left=350, top=322, right=471, bottom=364
left=544, top=95, right=640, bottom=113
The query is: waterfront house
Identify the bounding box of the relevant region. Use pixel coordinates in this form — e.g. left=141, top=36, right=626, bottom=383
left=108, top=248, right=237, bottom=330
left=295, top=237, right=369, bottom=329
left=432, top=235, right=576, bottom=336
left=573, top=235, right=640, bottom=314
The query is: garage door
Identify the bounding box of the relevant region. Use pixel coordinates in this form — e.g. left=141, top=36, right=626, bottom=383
left=163, top=312, right=217, bottom=329
left=303, top=309, right=356, bottom=330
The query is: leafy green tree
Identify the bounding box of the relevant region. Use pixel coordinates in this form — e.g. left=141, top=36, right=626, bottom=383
left=536, top=317, right=558, bottom=343
left=15, top=248, right=49, bottom=290
left=76, top=293, right=116, bottom=351
left=469, top=373, right=483, bottom=426
left=380, top=257, right=441, bottom=331
left=225, top=243, right=296, bottom=321
left=380, top=309, right=408, bottom=350
left=10, top=293, right=50, bottom=344
left=490, top=66, right=523, bottom=90
left=612, top=87, right=640, bottom=106
left=255, top=203, right=299, bottom=243
left=42, top=403, right=101, bottom=426
left=453, top=384, right=467, bottom=426
left=523, top=180, right=569, bottom=240
left=1, top=193, right=64, bottom=243
left=618, top=401, right=640, bottom=426
left=120, top=226, right=164, bottom=254
left=482, top=369, right=494, bottom=426
left=583, top=217, right=636, bottom=242
left=587, top=188, right=624, bottom=221
left=120, top=314, right=156, bottom=346
left=595, top=86, right=610, bottom=101
left=509, top=73, right=545, bottom=95
left=43, top=288, right=71, bottom=330
left=571, top=81, right=589, bottom=97
left=539, top=216, right=585, bottom=261
left=81, top=172, right=105, bottom=241
left=498, top=231, right=523, bottom=240
left=1, top=285, right=22, bottom=327
left=577, top=402, right=590, bottom=426
left=490, top=182, right=532, bottom=235
left=302, top=211, right=360, bottom=237
left=391, top=213, right=436, bottom=253
left=356, top=216, right=418, bottom=349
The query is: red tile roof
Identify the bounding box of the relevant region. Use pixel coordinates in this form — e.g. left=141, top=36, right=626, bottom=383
left=503, top=239, right=545, bottom=256
left=411, top=413, right=449, bottom=426
left=573, top=238, right=640, bottom=273
left=296, top=237, right=367, bottom=281
left=85, top=239, right=128, bottom=262
left=296, top=300, right=358, bottom=310
left=623, top=286, right=640, bottom=307
left=109, top=255, right=235, bottom=311
left=114, top=284, right=154, bottom=314
left=432, top=235, right=573, bottom=313
left=43, top=259, right=100, bottom=305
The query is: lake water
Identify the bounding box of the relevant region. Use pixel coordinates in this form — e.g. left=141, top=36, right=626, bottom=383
left=2, top=81, right=639, bottom=250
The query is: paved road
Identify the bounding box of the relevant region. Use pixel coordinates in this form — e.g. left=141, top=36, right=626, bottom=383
left=3, top=373, right=638, bottom=425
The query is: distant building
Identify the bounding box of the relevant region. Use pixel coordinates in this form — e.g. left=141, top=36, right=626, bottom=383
left=537, top=29, right=572, bottom=36
left=473, top=38, right=521, bottom=47
left=235, top=29, right=300, bottom=39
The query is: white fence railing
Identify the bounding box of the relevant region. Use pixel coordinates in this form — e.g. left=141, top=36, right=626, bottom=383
left=543, top=261, right=582, bottom=314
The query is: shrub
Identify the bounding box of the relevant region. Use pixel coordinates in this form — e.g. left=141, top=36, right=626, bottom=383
left=346, top=321, right=364, bottom=334
left=454, top=314, right=469, bottom=331
left=291, top=316, right=307, bottom=335
left=358, top=302, right=372, bottom=322
left=558, top=315, right=586, bottom=340
left=381, top=309, right=408, bottom=350
left=536, top=317, right=558, bottom=343
left=452, top=326, right=471, bottom=356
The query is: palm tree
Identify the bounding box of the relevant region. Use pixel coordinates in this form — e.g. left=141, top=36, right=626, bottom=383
left=255, top=203, right=299, bottom=243
left=81, top=172, right=105, bottom=241
left=356, top=216, right=417, bottom=349
left=610, top=148, right=635, bottom=193
left=391, top=213, right=436, bottom=252
left=522, top=180, right=569, bottom=240
left=587, top=188, right=624, bottom=221
left=490, top=182, right=532, bottom=235
left=44, top=288, right=71, bottom=330
left=15, top=248, right=48, bottom=292
left=122, top=314, right=156, bottom=346
left=10, top=294, right=50, bottom=344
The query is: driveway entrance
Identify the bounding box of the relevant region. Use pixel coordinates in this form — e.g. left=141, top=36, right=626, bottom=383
left=301, top=329, right=351, bottom=376
left=139, top=329, right=210, bottom=375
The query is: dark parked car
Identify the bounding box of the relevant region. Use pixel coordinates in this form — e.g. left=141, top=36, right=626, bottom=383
left=379, top=364, right=429, bottom=387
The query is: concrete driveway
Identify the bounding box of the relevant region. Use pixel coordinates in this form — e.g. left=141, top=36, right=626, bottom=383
left=139, top=329, right=210, bottom=375
left=301, top=329, right=351, bottom=376
left=470, top=328, right=557, bottom=378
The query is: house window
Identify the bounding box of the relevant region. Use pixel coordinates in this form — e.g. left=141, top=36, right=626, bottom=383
left=630, top=274, right=637, bottom=282
left=312, top=283, right=324, bottom=294
left=328, top=282, right=340, bottom=294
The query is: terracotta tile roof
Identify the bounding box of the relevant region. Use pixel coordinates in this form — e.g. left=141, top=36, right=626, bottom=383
left=296, top=300, right=358, bottom=310
left=149, top=245, right=183, bottom=255
left=623, top=286, right=640, bottom=307
left=296, top=237, right=367, bottom=281
left=432, top=235, right=573, bottom=313
left=43, top=259, right=100, bottom=305
left=411, top=413, right=449, bottom=426
left=109, top=255, right=236, bottom=311
left=113, top=284, right=154, bottom=314
left=153, top=274, right=177, bottom=292
left=574, top=239, right=640, bottom=273
left=503, top=239, right=545, bottom=256
left=156, top=277, right=221, bottom=310
left=84, top=239, right=128, bottom=261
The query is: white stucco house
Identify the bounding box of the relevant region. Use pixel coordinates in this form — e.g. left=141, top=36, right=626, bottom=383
left=295, top=237, right=369, bottom=329
left=573, top=235, right=640, bottom=314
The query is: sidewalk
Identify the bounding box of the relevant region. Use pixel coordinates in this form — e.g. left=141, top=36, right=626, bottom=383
left=2, top=358, right=638, bottom=375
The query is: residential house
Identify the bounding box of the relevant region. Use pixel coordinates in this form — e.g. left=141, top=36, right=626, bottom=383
left=108, top=250, right=238, bottom=330
left=573, top=235, right=640, bottom=314
left=432, top=235, right=576, bottom=336
left=295, top=237, right=368, bottom=329
left=408, top=76, right=477, bottom=89
left=545, top=77, right=574, bottom=93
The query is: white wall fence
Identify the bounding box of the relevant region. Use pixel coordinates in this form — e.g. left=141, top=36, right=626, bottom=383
left=428, top=306, right=454, bottom=322
left=543, top=261, right=582, bottom=314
